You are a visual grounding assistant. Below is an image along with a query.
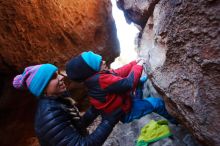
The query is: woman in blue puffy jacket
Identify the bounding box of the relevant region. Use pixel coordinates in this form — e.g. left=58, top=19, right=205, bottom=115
left=13, top=63, right=123, bottom=146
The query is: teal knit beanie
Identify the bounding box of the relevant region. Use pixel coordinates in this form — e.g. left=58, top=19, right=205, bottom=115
left=13, top=64, right=58, bottom=97
left=81, top=51, right=102, bottom=71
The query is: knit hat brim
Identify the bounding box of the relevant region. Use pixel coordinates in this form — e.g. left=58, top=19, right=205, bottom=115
left=81, top=51, right=102, bottom=71
left=29, top=64, right=57, bottom=97
left=66, top=55, right=98, bottom=82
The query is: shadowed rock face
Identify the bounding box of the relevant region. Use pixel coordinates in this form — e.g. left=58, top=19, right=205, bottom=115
left=117, top=0, right=220, bottom=145
left=0, top=0, right=119, bottom=145
left=0, top=74, right=38, bottom=146
left=0, top=0, right=119, bottom=73
left=117, top=0, right=160, bottom=27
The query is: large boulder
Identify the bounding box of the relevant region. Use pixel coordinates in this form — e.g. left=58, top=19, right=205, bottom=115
left=117, top=0, right=160, bottom=27
left=0, top=74, right=38, bottom=146
left=117, top=0, right=220, bottom=145
left=0, top=0, right=119, bottom=73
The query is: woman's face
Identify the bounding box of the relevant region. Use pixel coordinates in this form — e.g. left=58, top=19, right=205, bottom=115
left=44, top=71, right=66, bottom=96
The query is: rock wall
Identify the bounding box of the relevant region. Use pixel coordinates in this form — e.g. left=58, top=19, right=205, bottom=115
left=0, top=0, right=119, bottom=73
left=0, top=0, right=119, bottom=145
left=117, top=0, right=220, bottom=145
left=0, top=74, right=38, bottom=146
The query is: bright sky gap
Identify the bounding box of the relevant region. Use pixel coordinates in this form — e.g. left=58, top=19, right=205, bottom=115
left=110, top=0, right=140, bottom=69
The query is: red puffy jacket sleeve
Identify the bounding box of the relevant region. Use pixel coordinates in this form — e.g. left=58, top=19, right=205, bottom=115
left=111, top=61, right=137, bottom=77
left=100, top=64, right=143, bottom=93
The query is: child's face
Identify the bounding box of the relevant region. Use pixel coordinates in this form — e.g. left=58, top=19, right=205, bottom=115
left=44, top=71, right=67, bottom=96
left=100, top=60, right=109, bottom=70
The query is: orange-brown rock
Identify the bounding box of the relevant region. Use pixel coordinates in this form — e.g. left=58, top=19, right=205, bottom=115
left=0, top=0, right=119, bottom=73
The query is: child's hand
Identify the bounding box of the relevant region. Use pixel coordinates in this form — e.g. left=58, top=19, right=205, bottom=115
left=136, top=57, right=144, bottom=63
left=136, top=57, right=146, bottom=66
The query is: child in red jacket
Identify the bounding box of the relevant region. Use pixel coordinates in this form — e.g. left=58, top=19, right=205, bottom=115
left=66, top=51, right=176, bottom=123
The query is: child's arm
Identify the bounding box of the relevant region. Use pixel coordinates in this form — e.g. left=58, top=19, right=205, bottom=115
left=100, top=65, right=143, bottom=93
left=111, top=60, right=137, bottom=77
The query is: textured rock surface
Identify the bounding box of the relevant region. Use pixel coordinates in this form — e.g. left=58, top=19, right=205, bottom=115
left=88, top=113, right=201, bottom=146
left=104, top=114, right=202, bottom=146
left=117, top=0, right=159, bottom=27
left=0, top=74, right=38, bottom=146
left=118, top=0, right=220, bottom=145
left=0, top=0, right=119, bottom=73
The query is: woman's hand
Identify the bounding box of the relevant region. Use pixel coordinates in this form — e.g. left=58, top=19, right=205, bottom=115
left=101, top=108, right=125, bottom=125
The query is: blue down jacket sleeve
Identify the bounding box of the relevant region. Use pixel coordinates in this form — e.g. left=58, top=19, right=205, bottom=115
left=35, top=98, right=115, bottom=146
left=80, top=106, right=100, bottom=128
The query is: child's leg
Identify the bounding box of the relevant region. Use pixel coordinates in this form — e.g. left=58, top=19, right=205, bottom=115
left=133, top=76, right=148, bottom=100
left=122, top=97, right=177, bottom=124
left=122, top=99, right=154, bottom=123
left=144, top=97, right=177, bottom=124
